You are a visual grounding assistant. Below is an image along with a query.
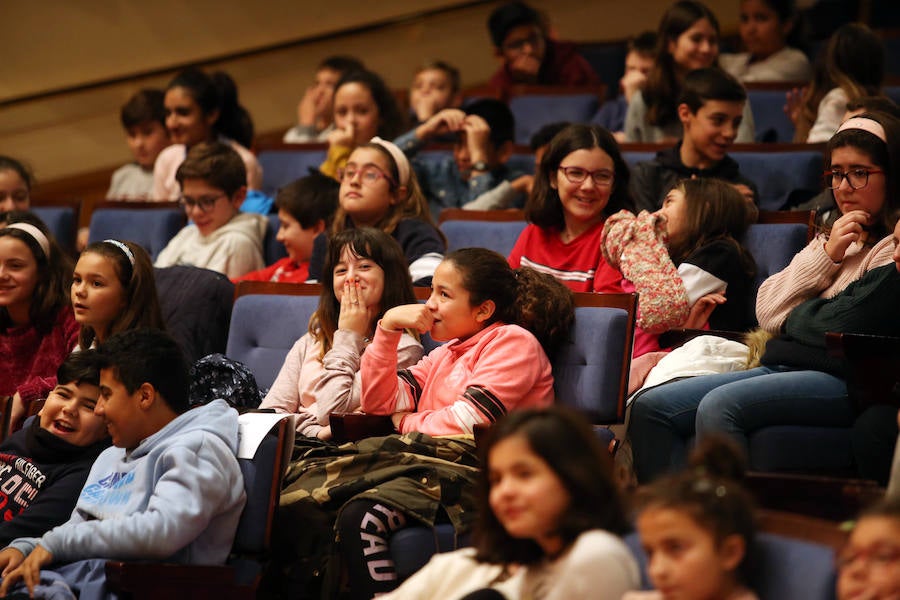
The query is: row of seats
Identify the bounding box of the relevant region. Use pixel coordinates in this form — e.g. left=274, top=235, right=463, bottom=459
left=256, top=142, right=826, bottom=211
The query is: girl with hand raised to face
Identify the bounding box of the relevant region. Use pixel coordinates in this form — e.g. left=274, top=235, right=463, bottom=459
left=260, top=227, right=423, bottom=440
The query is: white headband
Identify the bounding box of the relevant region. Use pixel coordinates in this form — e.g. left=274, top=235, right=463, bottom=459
left=837, top=117, right=887, bottom=142
left=5, top=222, right=50, bottom=258
left=370, top=137, right=411, bottom=187
left=103, top=239, right=136, bottom=268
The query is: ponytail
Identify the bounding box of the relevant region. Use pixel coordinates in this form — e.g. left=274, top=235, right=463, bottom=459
left=446, top=248, right=574, bottom=358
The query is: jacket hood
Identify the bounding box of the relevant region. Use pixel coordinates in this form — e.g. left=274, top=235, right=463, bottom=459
left=203, top=212, right=267, bottom=246
left=127, top=399, right=239, bottom=460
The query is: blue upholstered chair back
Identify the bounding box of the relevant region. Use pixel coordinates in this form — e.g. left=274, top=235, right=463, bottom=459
left=264, top=213, right=289, bottom=265
left=625, top=531, right=837, bottom=600
left=226, top=289, right=320, bottom=390
left=88, top=206, right=185, bottom=260
left=439, top=219, right=527, bottom=257
left=741, top=222, right=810, bottom=294
left=31, top=205, right=77, bottom=255
left=747, top=89, right=796, bottom=143
left=509, top=92, right=601, bottom=144
left=552, top=299, right=635, bottom=424
left=732, top=150, right=823, bottom=211
left=257, top=146, right=327, bottom=198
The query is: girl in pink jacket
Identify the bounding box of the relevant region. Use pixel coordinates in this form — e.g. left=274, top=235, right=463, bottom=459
left=360, top=247, right=574, bottom=437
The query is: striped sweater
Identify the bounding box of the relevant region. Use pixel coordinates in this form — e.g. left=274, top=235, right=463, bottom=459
left=361, top=322, right=553, bottom=435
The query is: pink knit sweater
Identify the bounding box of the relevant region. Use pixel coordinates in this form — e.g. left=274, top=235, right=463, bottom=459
left=756, top=233, right=894, bottom=333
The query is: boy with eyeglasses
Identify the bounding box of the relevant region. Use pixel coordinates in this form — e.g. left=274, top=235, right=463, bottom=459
left=629, top=68, right=759, bottom=214
left=155, top=141, right=267, bottom=278
left=486, top=1, right=599, bottom=99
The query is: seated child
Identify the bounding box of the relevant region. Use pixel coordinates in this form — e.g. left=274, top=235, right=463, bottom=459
left=234, top=173, right=339, bottom=284
left=0, top=351, right=109, bottom=548
left=630, top=67, right=759, bottom=213
left=625, top=438, right=759, bottom=600
left=395, top=99, right=527, bottom=219
left=107, top=89, right=171, bottom=201
left=0, top=329, right=245, bottom=598
left=594, top=32, right=657, bottom=143
left=283, top=56, right=365, bottom=143
left=155, top=141, right=267, bottom=279
left=836, top=498, right=900, bottom=600
left=408, top=60, right=462, bottom=126
left=486, top=1, right=599, bottom=99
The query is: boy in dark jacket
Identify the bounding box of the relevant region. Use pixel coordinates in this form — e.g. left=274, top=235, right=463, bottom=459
left=630, top=68, right=758, bottom=214
left=0, top=351, right=109, bottom=547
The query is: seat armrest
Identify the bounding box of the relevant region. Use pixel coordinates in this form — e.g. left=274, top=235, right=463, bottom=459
left=330, top=413, right=395, bottom=444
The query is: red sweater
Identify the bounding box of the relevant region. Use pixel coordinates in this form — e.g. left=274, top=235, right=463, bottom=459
left=0, top=306, right=79, bottom=404
left=232, top=257, right=310, bottom=284
left=361, top=322, right=553, bottom=436
left=508, top=221, right=624, bottom=293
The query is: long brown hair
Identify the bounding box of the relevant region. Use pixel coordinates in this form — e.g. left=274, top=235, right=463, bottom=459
left=473, top=406, right=629, bottom=565
left=76, top=240, right=164, bottom=349
left=644, top=0, right=720, bottom=128
left=0, top=212, right=71, bottom=334
left=310, top=227, right=417, bottom=358
left=666, top=179, right=756, bottom=283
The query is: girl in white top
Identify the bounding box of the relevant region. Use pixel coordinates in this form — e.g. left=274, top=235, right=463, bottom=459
left=788, top=24, right=884, bottom=143
left=382, top=406, right=639, bottom=600
left=719, top=0, right=811, bottom=83
left=625, top=439, right=759, bottom=600
left=260, top=227, right=422, bottom=439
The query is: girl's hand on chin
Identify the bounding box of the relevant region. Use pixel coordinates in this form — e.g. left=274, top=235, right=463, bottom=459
left=381, top=304, right=434, bottom=333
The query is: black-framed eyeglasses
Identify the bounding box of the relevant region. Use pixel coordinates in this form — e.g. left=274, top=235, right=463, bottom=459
left=559, top=166, right=614, bottom=187
left=179, top=193, right=226, bottom=213
left=338, top=164, right=396, bottom=187
left=824, top=168, right=884, bottom=190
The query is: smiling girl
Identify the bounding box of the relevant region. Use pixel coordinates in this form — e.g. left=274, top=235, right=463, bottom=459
left=152, top=67, right=262, bottom=200
left=361, top=247, right=574, bottom=437
left=0, top=212, right=76, bottom=425
left=261, top=228, right=422, bottom=439
left=380, top=407, right=639, bottom=599
left=625, top=0, right=755, bottom=143
left=509, top=124, right=631, bottom=293
left=309, top=138, right=444, bottom=285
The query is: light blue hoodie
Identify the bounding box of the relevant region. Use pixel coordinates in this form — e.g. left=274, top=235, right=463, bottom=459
left=9, top=400, right=245, bottom=566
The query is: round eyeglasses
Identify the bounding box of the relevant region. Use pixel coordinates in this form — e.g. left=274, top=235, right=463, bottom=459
left=179, top=193, right=226, bottom=213
left=338, top=165, right=395, bottom=187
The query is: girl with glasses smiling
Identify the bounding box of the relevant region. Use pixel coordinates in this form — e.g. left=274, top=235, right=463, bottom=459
left=307, top=138, right=445, bottom=286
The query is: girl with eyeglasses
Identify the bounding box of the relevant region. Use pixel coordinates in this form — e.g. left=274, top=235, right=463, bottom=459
left=308, top=138, right=444, bottom=286
left=629, top=112, right=900, bottom=483
left=509, top=124, right=631, bottom=293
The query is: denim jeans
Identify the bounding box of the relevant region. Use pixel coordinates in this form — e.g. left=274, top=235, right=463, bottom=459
left=629, top=366, right=851, bottom=482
